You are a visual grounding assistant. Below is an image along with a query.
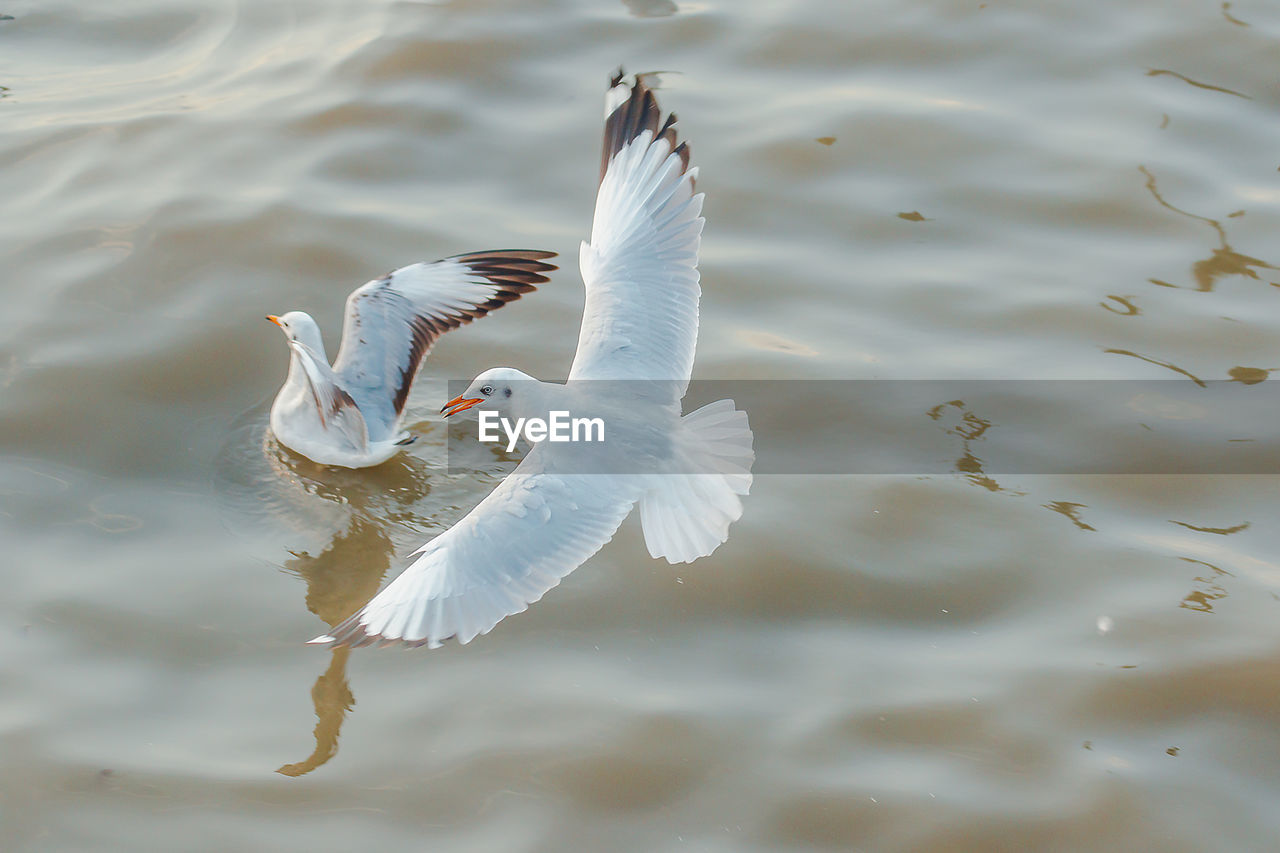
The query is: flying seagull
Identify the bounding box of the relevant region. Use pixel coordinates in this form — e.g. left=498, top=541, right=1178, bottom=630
left=267, top=249, right=556, bottom=467
left=312, top=70, right=753, bottom=648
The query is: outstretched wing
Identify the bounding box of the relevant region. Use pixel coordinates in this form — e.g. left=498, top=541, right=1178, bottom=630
left=333, top=250, right=557, bottom=422
left=312, top=450, right=641, bottom=649
left=569, top=71, right=703, bottom=402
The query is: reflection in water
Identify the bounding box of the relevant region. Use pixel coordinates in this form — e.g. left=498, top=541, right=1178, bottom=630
left=214, top=406, right=441, bottom=776
left=268, top=462, right=425, bottom=776
left=1178, top=557, right=1232, bottom=613
left=1145, top=69, right=1250, bottom=100
left=1100, top=295, right=1139, bottom=316
left=1221, top=2, right=1249, bottom=27
left=1044, top=501, right=1096, bottom=532
left=270, top=478, right=416, bottom=776
left=1103, top=348, right=1206, bottom=386
left=1169, top=519, right=1249, bottom=535
left=1227, top=366, right=1270, bottom=385
left=1140, top=166, right=1276, bottom=292
left=927, top=400, right=1020, bottom=494
left=276, top=514, right=394, bottom=776
left=277, top=647, right=354, bottom=777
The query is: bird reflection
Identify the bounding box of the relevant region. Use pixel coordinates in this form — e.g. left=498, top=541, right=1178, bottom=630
left=1140, top=166, right=1277, bottom=292
left=214, top=403, right=456, bottom=775
left=276, top=514, right=393, bottom=777
left=261, top=431, right=444, bottom=777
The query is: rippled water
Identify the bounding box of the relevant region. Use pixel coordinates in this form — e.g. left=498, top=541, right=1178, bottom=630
left=5, top=0, right=1280, bottom=849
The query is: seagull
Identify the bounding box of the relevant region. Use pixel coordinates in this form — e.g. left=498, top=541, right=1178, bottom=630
left=266, top=250, right=557, bottom=467
left=311, top=70, right=753, bottom=649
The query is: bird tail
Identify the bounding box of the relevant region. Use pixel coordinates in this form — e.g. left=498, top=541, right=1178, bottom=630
left=639, top=399, right=754, bottom=564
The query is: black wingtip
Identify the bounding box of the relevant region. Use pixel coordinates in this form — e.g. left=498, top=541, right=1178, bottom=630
left=599, top=69, right=689, bottom=186
left=385, top=249, right=559, bottom=415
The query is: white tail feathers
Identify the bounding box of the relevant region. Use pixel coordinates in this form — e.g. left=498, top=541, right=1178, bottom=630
left=640, top=399, right=754, bottom=564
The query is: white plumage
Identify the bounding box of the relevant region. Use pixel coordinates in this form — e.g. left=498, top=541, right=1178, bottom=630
left=312, top=71, right=753, bottom=649
left=267, top=250, right=556, bottom=468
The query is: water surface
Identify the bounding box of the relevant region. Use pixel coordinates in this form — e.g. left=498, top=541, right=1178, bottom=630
left=4, top=0, right=1280, bottom=850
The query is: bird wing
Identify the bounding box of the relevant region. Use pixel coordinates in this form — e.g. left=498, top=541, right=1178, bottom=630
left=289, top=339, right=369, bottom=452
left=332, top=250, right=557, bottom=423
left=568, top=71, right=704, bottom=403
left=312, top=448, right=640, bottom=648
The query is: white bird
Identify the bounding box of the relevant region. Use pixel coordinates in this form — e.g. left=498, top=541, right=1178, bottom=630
left=312, top=70, right=753, bottom=649
left=266, top=250, right=556, bottom=467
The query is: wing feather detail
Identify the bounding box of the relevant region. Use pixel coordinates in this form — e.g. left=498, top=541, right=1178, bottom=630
left=333, top=250, right=557, bottom=420
left=313, top=451, right=641, bottom=649
left=288, top=339, right=370, bottom=452
left=570, top=71, right=703, bottom=400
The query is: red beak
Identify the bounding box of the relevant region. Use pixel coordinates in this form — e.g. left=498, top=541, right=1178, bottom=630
left=441, top=396, right=483, bottom=417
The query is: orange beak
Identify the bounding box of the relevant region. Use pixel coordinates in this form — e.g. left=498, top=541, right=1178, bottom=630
left=266, top=315, right=283, bottom=327
left=441, top=396, right=483, bottom=417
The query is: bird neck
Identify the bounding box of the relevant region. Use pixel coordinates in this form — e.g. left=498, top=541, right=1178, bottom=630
left=284, top=338, right=329, bottom=395
left=292, top=320, right=327, bottom=359
left=284, top=350, right=310, bottom=393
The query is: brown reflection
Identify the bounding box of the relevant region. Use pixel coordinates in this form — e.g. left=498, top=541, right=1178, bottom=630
left=1145, top=69, right=1250, bottom=100
left=276, top=647, right=354, bottom=777
left=927, top=400, right=1021, bottom=494
left=1169, top=519, right=1249, bottom=535
left=1227, top=366, right=1270, bottom=384
left=1140, top=166, right=1277, bottom=292
left=1222, top=2, right=1249, bottom=26
left=214, top=406, right=443, bottom=776
left=1178, top=557, right=1232, bottom=613
left=277, top=514, right=394, bottom=777
left=1100, top=295, right=1140, bottom=316
left=1044, top=501, right=1096, bottom=532
left=1102, top=348, right=1205, bottom=387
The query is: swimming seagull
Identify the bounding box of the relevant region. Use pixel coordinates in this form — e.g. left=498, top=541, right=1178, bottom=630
left=311, top=70, right=754, bottom=648
left=266, top=249, right=557, bottom=467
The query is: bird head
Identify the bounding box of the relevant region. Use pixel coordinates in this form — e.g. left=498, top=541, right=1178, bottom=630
left=265, top=311, right=322, bottom=348
left=441, top=367, right=537, bottom=419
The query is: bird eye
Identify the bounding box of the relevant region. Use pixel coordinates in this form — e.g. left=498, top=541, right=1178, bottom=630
left=480, top=385, right=494, bottom=396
